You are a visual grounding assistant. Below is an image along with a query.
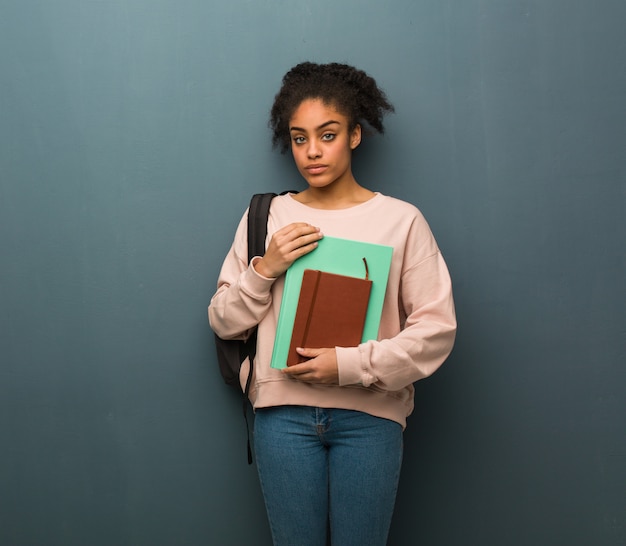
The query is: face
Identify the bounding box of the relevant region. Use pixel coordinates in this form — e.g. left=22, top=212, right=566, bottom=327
left=288, top=98, right=361, bottom=190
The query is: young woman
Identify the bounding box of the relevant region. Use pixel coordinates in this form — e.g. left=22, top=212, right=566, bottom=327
left=209, top=62, right=456, bottom=546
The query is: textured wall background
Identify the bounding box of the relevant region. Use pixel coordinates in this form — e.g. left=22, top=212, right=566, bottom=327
left=1, top=1, right=624, bottom=544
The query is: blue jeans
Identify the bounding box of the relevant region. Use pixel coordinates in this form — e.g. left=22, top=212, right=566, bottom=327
left=254, top=406, right=403, bottom=546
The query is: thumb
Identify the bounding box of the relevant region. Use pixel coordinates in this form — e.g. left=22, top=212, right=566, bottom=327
left=296, top=347, right=323, bottom=358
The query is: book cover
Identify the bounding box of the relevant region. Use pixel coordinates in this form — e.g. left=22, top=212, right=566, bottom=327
left=270, top=236, right=393, bottom=369
left=286, top=267, right=372, bottom=366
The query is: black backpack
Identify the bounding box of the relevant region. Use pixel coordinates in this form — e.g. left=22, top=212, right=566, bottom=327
left=213, top=191, right=289, bottom=463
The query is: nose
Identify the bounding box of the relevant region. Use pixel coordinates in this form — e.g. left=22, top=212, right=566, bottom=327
left=307, top=140, right=321, bottom=159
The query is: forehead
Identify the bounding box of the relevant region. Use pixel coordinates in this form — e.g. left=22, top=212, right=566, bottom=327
left=289, top=98, right=348, bottom=129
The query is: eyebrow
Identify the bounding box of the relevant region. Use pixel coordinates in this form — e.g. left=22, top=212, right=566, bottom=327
left=289, top=120, right=341, bottom=133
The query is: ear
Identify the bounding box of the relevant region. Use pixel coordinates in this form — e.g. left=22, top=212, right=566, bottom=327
left=350, top=124, right=362, bottom=150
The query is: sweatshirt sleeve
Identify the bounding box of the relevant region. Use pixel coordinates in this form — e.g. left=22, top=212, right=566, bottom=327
left=336, top=219, right=457, bottom=391
left=208, top=211, right=276, bottom=340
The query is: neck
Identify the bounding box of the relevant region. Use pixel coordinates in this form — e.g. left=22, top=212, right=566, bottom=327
left=295, top=180, right=375, bottom=210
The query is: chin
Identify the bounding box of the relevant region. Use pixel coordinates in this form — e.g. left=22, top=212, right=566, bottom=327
left=307, top=181, right=335, bottom=190
left=301, top=175, right=335, bottom=188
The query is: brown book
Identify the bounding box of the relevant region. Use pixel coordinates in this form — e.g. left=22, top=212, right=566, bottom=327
left=286, top=267, right=372, bottom=366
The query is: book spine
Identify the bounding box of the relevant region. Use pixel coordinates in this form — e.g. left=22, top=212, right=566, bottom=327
left=287, top=270, right=320, bottom=366
left=300, top=270, right=322, bottom=349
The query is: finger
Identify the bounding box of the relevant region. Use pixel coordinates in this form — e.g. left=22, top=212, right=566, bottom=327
left=261, top=223, right=324, bottom=277
left=296, top=347, right=324, bottom=358
left=282, top=360, right=314, bottom=375
left=269, top=229, right=320, bottom=255
left=282, top=367, right=306, bottom=380
left=272, top=238, right=322, bottom=267
left=285, top=230, right=323, bottom=253
left=276, top=223, right=321, bottom=240
left=284, top=236, right=321, bottom=253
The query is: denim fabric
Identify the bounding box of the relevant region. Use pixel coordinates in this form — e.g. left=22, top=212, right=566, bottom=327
left=254, top=406, right=403, bottom=546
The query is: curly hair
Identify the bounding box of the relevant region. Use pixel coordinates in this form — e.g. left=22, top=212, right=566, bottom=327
left=269, top=62, right=394, bottom=153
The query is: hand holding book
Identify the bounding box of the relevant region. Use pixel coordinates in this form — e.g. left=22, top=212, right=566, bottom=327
left=254, top=222, right=323, bottom=278
left=281, top=347, right=339, bottom=384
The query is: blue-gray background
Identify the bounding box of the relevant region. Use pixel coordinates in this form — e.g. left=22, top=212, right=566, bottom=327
left=1, top=1, right=624, bottom=545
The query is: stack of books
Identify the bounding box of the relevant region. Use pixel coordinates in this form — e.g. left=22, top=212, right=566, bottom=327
left=270, top=236, right=393, bottom=369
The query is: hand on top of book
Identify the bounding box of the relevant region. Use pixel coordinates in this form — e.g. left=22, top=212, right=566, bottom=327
left=254, top=222, right=323, bottom=278
left=281, top=347, right=339, bottom=385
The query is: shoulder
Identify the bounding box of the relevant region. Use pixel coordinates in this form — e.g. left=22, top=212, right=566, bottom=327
left=376, top=193, right=420, bottom=213
left=374, top=193, right=430, bottom=228
left=373, top=194, right=441, bottom=262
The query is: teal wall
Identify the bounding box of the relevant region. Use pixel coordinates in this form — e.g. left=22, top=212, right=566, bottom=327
left=1, top=1, right=624, bottom=544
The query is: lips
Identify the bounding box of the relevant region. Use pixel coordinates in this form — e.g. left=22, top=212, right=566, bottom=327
left=305, top=164, right=328, bottom=175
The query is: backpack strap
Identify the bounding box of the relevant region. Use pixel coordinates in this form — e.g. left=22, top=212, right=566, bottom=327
left=248, top=192, right=276, bottom=261
left=242, top=193, right=277, bottom=394
left=241, top=192, right=277, bottom=464
left=239, top=191, right=297, bottom=464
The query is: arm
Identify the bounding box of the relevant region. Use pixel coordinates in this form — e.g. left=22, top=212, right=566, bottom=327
left=336, top=250, right=456, bottom=390
left=208, top=213, right=274, bottom=340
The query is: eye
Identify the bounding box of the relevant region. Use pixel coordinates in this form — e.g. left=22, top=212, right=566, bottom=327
left=321, top=133, right=335, bottom=141
left=293, top=136, right=306, bottom=145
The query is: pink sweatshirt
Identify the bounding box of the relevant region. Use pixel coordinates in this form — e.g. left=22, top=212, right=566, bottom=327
left=209, top=193, right=456, bottom=428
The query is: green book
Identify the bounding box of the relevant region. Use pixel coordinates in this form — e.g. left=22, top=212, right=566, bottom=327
left=270, top=236, right=393, bottom=369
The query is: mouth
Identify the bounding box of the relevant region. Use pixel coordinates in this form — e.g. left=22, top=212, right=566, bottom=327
left=305, top=164, right=328, bottom=175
